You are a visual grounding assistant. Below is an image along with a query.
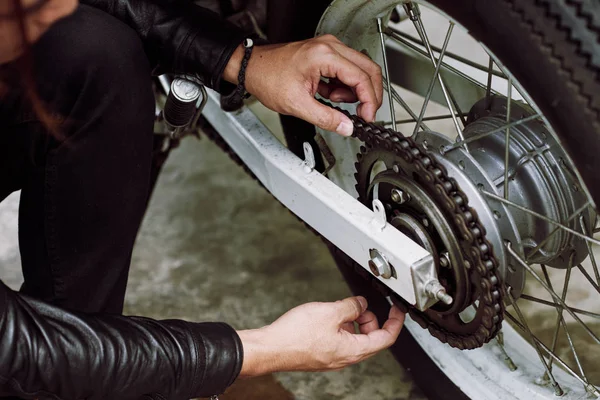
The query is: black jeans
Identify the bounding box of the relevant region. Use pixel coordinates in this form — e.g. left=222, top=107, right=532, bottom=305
left=0, top=5, right=155, bottom=314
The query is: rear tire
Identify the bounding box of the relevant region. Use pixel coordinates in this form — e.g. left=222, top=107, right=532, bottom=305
left=280, top=1, right=600, bottom=399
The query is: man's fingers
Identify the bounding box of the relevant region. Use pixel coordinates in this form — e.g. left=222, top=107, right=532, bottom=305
left=356, top=310, right=380, bottom=334
left=296, top=97, right=355, bottom=136
left=317, top=81, right=358, bottom=103
left=321, top=53, right=379, bottom=122
left=381, top=306, right=405, bottom=337
left=350, top=306, right=405, bottom=357
left=329, top=42, right=383, bottom=108
left=334, top=296, right=368, bottom=323
left=341, top=321, right=356, bottom=334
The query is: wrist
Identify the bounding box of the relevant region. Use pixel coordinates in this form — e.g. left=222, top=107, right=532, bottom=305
left=238, top=327, right=280, bottom=378
left=223, top=44, right=245, bottom=85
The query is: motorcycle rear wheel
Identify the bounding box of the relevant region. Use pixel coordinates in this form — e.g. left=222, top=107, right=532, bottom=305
left=279, top=0, right=600, bottom=399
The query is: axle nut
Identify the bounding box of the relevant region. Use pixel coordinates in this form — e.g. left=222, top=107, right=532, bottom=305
left=368, top=250, right=393, bottom=279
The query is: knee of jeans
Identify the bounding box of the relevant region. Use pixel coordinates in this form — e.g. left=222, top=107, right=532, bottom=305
left=33, top=5, right=154, bottom=128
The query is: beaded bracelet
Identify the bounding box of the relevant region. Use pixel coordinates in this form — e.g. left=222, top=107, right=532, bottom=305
left=221, top=38, right=254, bottom=111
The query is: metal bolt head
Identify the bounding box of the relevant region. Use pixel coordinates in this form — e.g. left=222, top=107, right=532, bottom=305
left=391, top=188, right=409, bottom=204
left=439, top=252, right=450, bottom=268
left=368, top=250, right=393, bottom=279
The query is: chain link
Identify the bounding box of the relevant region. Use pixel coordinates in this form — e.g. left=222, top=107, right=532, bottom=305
left=344, top=107, right=504, bottom=349
left=203, top=104, right=505, bottom=349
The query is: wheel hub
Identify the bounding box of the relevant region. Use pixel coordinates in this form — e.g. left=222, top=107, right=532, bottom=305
left=349, top=110, right=504, bottom=348
left=463, top=96, right=594, bottom=268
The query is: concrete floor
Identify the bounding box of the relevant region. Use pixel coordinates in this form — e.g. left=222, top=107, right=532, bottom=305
left=0, top=134, right=426, bottom=400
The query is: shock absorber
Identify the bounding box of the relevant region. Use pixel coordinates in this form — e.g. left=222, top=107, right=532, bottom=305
left=163, top=77, right=204, bottom=136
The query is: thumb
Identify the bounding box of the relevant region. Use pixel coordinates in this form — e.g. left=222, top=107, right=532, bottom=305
left=335, top=296, right=368, bottom=324
left=297, top=97, right=354, bottom=137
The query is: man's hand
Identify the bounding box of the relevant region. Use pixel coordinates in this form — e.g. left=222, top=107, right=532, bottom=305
left=223, top=35, right=384, bottom=137
left=237, top=296, right=404, bottom=377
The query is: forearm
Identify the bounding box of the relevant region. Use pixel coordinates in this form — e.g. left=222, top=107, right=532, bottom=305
left=81, top=0, right=246, bottom=89
left=0, top=282, right=242, bottom=399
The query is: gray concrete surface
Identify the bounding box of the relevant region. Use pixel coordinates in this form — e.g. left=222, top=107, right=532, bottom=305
left=0, top=134, right=426, bottom=400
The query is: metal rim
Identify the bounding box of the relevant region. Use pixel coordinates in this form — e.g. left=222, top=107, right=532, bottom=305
left=316, top=1, right=600, bottom=398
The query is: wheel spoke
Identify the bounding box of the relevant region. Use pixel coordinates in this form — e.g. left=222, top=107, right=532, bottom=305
left=520, top=294, right=600, bottom=320
left=579, top=215, right=600, bottom=286
left=541, top=264, right=564, bottom=375
left=412, top=22, right=455, bottom=139
left=495, top=330, right=518, bottom=371
left=387, top=28, right=506, bottom=79
left=484, top=191, right=600, bottom=246
left=541, top=260, right=589, bottom=386
left=505, top=311, right=600, bottom=396
left=442, top=114, right=540, bottom=154
left=377, top=18, right=397, bottom=131
left=527, top=202, right=591, bottom=260
left=376, top=112, right=468, bottom=126
left=382, top=76, right=431, bottom=131
left=576, top=264, right=600, bottom=295
left=485, top=56, right=494, bottom=109
left=504, top=78, right=512, bottom=199
left=403, top=3, right=464, bottom=143
left=384, top=27, right=500, bottom=98
left=506, top=242, right=600, bottom=345
left=505, top=286, right=564, bottom=396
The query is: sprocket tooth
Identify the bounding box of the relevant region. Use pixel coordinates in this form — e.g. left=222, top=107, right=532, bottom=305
left=346, top=106, right=503, bottom=351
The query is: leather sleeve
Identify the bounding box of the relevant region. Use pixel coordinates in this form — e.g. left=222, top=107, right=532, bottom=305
left=81, top=0, right=248, bottom=90
left=0, top=281, right=243, bottom=399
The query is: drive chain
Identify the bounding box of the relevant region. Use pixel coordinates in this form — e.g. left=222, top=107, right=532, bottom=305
left=201, top=103, right=504, bottom=349
left=342, top=106, right=504, bottom=350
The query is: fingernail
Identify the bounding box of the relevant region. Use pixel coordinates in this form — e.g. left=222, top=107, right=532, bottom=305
left=336, top=119, right=354, bottom=137
left=357, top=297, right=367, bottom=311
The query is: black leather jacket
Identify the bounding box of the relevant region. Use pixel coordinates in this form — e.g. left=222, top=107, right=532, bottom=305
left=0, top=1, right=247, bottom=399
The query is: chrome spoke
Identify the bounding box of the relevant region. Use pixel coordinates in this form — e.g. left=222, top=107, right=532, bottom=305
left=404, top=3, right=464, bottom=142
left=384, top=28, right=500, bottom=99
left=412, top=22, right=455, bottom=139
left=442, top=114, right=540, bottom=154
left=448, top=88, right=467, bottom=127
left=541, top=259, right=588, bottom=384
left=527, top=202, right=591, bottom=260
left=503, top=78, right=512, bottom=199
left=485, top=56, right=494, bottom=109
left=577, top=264, right=600, bottom=295
left=579, top=215, right=600, bottom=285
left=484, top=190, right=600, bottom=246
left=506, top=311, right=600, bottom=396
left=376, top=112, right=468, bottom=126
left=506, top=287, right=564, bottom=396
left=541, top=264, right=563, bottom=375
left=520, top=294, right=600, bottom=320
left=387, top=28, right=506, bottom=79
left=377, top=18, right=397, bottom=131
left=506, top=242, right=600, bottom=345
left=382, top=76, right=431, bottom=131
left=495, top=331, right=518, bottom=371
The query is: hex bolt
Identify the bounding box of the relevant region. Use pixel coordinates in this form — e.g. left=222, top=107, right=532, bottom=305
left=425, top=280, right=453, bottom=305
left=391, top=188, right=410, bottom=204
left=368, top=250, right=393, bottom=279
left=439, top=252, right=450, bottom=268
